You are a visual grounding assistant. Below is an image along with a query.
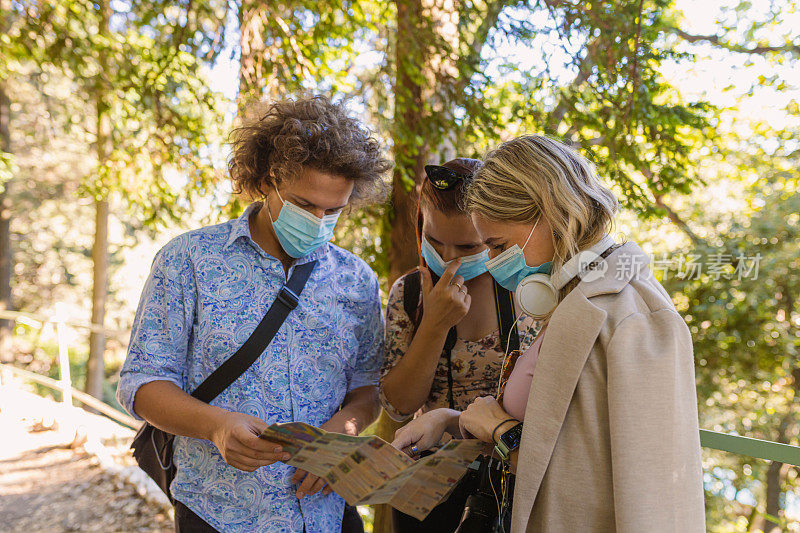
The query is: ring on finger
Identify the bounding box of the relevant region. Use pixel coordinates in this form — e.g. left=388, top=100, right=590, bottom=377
left=458, top=285, right=467, bottom=294
left=452, top=282, right=463, bottom=291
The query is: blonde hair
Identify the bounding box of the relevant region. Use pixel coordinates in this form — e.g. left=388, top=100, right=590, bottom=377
left=466, top=135, right=618, bottom=285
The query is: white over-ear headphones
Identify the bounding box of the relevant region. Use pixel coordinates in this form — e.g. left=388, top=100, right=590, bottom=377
left=514, top=235, right=616, bottom=316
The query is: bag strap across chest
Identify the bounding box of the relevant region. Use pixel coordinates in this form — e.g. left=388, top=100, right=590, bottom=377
left=191, top=259, right=317, bottom=402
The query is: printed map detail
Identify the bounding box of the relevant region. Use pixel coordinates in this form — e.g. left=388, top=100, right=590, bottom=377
left=260, top=422, right=489, bottom=520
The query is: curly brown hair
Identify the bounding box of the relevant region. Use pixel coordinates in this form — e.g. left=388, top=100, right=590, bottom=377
left=228, top=95, right=392, bottom=203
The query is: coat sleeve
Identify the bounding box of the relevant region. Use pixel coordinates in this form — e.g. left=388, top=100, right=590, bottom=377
left=606, top=310, right=706, bottom=532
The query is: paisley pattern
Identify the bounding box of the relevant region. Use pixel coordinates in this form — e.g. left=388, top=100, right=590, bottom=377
left=116, top=202, right=384, bottom=533
left=379, top=272, right=541, bottom=421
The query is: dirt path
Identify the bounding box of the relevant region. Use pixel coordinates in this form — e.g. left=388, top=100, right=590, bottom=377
left=0, top=386, right=173, bottom=533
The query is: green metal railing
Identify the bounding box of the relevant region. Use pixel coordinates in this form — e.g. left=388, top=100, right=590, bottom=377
left=700, top=429, right=800, bottom=466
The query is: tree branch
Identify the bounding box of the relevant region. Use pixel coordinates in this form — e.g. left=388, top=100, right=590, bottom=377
left=547, top=40, right=598, bottom=132
left=623, top=0, right=645, bottom=131
left=652, top=193, right=705, bottom=247
left=453, top=0, right=513, bottom=93
left=669, top=27, right=800, bottom=56
left=640, top=166, right=706, bottom=247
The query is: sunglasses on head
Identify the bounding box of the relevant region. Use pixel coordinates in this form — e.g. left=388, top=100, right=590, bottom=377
left=424, top=165, right=469, bottom=190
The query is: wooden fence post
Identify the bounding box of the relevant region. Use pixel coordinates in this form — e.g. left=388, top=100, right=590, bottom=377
left=54, top=305, right=72, bottom=406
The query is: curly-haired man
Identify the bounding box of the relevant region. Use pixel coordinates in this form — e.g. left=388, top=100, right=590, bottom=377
left=117, top=96, right=393, bottom=532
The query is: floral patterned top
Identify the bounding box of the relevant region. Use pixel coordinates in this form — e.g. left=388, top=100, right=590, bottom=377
left=379, top=271, right=541, bottom=421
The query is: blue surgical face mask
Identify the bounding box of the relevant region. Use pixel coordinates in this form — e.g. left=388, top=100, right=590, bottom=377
left=267, top=190, right=340, bottom=258
left=420, top=236, right=489, bottom=281
left=484, top=219, right=552, bottom=292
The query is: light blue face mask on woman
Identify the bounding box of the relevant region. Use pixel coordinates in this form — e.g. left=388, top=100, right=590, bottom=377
left=267, top=190, right=340, bottom=258
left=420, top=236, right=489, bottom=281
left=484, top=218, right=553, bottom=291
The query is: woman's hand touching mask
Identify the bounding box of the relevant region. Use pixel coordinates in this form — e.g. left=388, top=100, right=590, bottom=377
left=420, top=259, right=471, bottom=331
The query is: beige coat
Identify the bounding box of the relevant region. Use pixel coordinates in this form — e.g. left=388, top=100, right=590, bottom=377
left=511, top=240, right=705, bottom=532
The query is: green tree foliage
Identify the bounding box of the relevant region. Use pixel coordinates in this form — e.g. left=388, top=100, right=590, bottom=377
left=330, top=0, right=716, bottom=283
left=18, top=0, right=228, bottom=226
left=237, top=0, right=389, bottom=103
left=662, top=140, right=800, bottom=531
left=451, top=1, right=713, bottom=214
left=9, top=0, right=229, bottom=399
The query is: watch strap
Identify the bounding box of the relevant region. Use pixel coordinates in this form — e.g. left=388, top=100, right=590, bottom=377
left=494, top=422, right=523, bottom=460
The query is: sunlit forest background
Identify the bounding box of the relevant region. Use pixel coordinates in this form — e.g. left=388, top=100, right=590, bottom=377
left=1, top=0, right=799, bottom=531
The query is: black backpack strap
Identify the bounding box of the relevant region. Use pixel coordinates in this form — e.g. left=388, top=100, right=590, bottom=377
left=428, top=270, right=458, bottom=409
left=403, top=267, right=458, bottom=409
left=402, top=269, right=421, bottom=323
left=191, top=260, right=317, bottom=403
left=493, top=280, right=520, bottom=354
left=443, top=326, right=457, bottom=409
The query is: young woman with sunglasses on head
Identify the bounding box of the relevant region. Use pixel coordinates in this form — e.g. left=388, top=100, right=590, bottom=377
left=398, top=136, right=705, bottom=532
left=380, top=158, right=541, bottom=531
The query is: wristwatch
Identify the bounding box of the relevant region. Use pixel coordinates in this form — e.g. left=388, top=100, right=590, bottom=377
left=494, top=422, right=523, bottom=460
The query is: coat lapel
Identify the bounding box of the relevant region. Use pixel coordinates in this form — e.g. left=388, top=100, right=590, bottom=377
left=511, top=290, right=607, bottom=531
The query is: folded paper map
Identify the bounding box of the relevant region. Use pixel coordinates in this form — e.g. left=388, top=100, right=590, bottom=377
left=260, top=422, right=489, bottom=520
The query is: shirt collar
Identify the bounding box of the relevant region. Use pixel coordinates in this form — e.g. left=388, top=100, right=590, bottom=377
left=224, top=201, right=331, bottom=264
left=299, top=241, right=332, bottom=263
left=224, top=201, right=260, bottom=250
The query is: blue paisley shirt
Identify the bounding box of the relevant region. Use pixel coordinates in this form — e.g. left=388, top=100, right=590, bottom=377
left=116, top=202, right=384, bottom=532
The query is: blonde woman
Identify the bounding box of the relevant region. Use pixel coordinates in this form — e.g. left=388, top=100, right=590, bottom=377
left=394, top=135, right=705, bottom=532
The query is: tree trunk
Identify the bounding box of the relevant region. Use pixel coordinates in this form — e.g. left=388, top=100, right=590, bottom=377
left=237, top=0, right=275, bottom=107
left=387, top=174, right=422, bottom=284
left=85, top=0, right=111, bottom=400
left=761, top=294, right=800, bottom=531
left=386, top=0, right=428, bottom=287
left=237, top=1, right=285, bottom=108
left=0, top=85, right=12, bottom=363
left=372, top=3, right=428, bottom=532
left=0, top=0, right=13, bottom=363
left=86, top=199, right=109, bottom=399
left=237, top=1, right=253, bottom=108
left=0, top=189, right=12, bottom=365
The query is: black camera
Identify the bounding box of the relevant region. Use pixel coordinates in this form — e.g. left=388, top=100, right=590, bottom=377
left=454, top=455, right=513, bottom=533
